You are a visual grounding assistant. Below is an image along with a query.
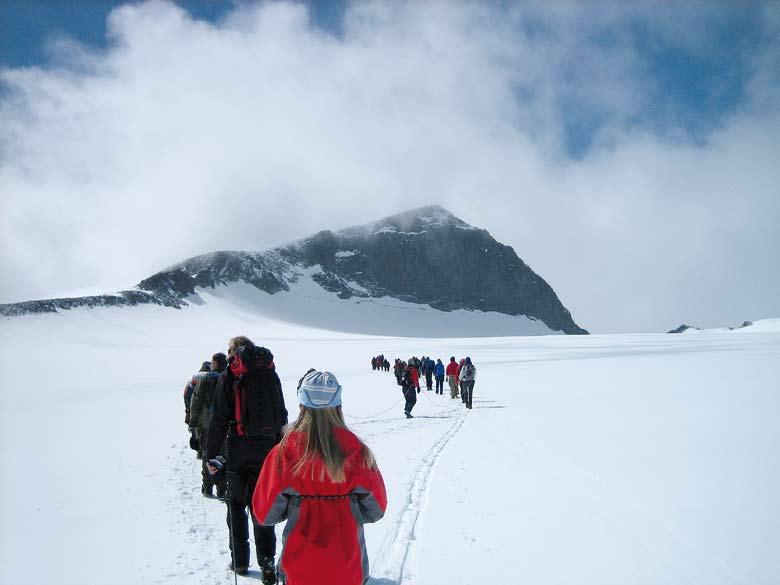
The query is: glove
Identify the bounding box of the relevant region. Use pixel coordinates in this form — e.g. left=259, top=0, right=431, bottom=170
left=417, top=388, right=420, bottom=394
left=184, top=412, right=190, bottom=425
left=207, top=455, right=226, bottom=478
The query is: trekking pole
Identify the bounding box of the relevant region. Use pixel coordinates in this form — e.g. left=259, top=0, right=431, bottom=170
left=221, top=430, right=239, bottom=585
left=228, top=494, right=238, bottom=585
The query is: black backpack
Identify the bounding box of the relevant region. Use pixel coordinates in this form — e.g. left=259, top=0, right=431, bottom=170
left=232, top=347, right=284, bottom=437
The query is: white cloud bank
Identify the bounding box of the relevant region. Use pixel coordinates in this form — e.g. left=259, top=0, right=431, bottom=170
left=1, top=0, right=778, bottom=332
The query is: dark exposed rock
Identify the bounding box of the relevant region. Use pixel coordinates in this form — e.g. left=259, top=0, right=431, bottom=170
left=1, top=205, right=587, bottom=334
left=138, top=268, right=196, bottom=298
left=667, top=320, right=754, bottom=333
left=667, top=324, right=699, bottom=333
left=0, top=289, right=184, bottom=317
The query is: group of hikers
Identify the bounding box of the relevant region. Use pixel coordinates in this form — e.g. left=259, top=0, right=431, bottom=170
left=382, top=355, right=478, bottom=418
left=182, top=336, right=386, bottom=585
left=371, top=354, right=390, bottom=371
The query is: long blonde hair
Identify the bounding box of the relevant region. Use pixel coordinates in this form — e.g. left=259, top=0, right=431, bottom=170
left=278, top=406, right=377, bottom=483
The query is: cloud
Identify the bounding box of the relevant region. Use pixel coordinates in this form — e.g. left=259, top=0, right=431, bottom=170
left=1, top=0, right=778, bottom=333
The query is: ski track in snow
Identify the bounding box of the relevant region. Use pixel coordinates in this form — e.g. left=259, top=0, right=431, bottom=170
left=369, top=399, right=469, bottom=585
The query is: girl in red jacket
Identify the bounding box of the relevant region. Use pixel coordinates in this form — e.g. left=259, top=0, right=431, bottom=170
left=252, top=370, right=387, bottom=585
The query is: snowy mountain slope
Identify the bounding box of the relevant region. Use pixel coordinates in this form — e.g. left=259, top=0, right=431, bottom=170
left=190, top=278, right=558, bottom=337
left=1, top=296, right=778, bottom=585
left=0, top=206, right=587, bottom=335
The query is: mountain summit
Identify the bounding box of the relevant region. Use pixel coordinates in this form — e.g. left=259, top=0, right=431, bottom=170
left=1, top=205, right=587, bottom=334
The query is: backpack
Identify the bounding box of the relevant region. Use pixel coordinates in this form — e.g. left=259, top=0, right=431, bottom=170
left=231, top=346, right=284, bottom=437
left=401, top=367, right=416, bottom=389
left=463, top=363, right=475, bottom=378
left=231, top=345, right=275, bottom=375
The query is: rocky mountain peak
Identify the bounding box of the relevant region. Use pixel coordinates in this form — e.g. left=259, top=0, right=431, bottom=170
left=341, top=205, right=473, bottom=238
left=1, top=206, right=588, bottom=335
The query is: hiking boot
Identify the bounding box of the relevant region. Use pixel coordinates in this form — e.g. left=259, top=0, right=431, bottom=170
left=216, top=486, right=227, bottom=502
left=258, top=556, right=277, bottom=585
left=404, top=411, right=413, bottom=419
left=228, top=562, right=249, bottom=575
left=201, top=484, right=214, bottom=498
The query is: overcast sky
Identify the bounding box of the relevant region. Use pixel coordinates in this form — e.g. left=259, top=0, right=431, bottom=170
left=1, top=0, right=778, bottom=333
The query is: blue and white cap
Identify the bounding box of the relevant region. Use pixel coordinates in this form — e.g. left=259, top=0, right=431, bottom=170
left=298, top=370, right=342, bottom=409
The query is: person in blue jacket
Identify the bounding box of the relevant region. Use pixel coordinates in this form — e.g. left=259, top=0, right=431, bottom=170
left=422, top=356, right=434, bottom=391
left=433, top=359, right=445, bottom=394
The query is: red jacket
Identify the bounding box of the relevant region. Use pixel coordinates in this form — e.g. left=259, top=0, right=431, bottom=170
left=445, top=361, right=458, bottom=376
left=252, top=427, right=387, bottom=585
left=410, top=367, right=420, bottom=386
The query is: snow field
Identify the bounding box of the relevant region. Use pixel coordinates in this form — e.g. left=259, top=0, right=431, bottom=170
left=0, top=301, right=778, bottom=584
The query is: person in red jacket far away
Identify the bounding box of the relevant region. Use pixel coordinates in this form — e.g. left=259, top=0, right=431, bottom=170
left=409, top=358, right=420, bottom=391
left=252, top=370, right=387, bottom=585
left=445, top=356, right=459, bottom=399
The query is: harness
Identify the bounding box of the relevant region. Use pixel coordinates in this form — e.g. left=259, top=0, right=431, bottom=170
left=291, top=494, right=357, bottom=501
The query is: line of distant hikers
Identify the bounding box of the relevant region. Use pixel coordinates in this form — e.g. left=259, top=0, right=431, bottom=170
left=372, top=354, right=478, bottom=417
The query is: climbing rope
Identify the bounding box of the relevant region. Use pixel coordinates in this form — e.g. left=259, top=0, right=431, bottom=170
left=343, top=396, right=405, bottom=420
left=420, top=388, right=459, bottom=410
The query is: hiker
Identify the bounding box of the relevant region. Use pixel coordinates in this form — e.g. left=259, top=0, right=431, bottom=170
left=423, top=357, right=433, bottom=391
left=434, top=358, right=445, bottom=394
left=393, top=359, right=404, bottom=385
left=383, top=358, right=390, bottom=372
left=253, top=370, right=386, bottom=585
left=401, top=359, right=418, bottom=418
left=206, top=336, right=288, bottom=583
left=458, top=358, right=466, bottom=404
left=409, top=358, right=420, bottom=392
left=190, top=352, right=229, bottom=499
left=459, top=357, right=477, bottom=410
left=184, top=361, right=211, bottom=457
left=445, top=357, right=459, bottom=399
left=184, top=361, right=211, bottom=426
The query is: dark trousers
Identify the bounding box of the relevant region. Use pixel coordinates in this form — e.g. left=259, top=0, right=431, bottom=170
left=403, top=386, right=417, bottom=414
left=225, top=436, right=278, bottom=567
left=199, top=427, right=225, bottom=494
left=425, top=371, right=433, bottom=390
left=226, top=499, right=276, bottom=569
left=462, top=380, right=475, bottom=408
left=435, top=376, right=444, bottom=394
